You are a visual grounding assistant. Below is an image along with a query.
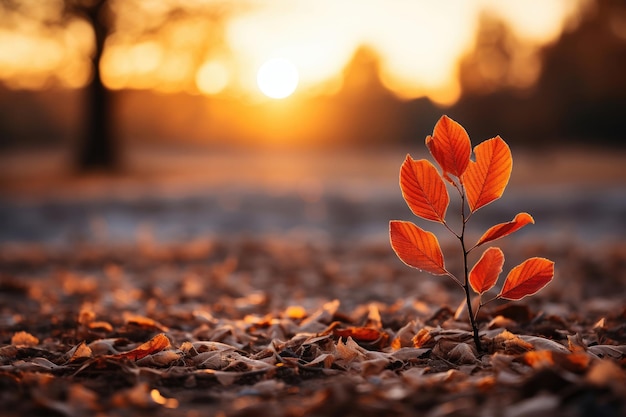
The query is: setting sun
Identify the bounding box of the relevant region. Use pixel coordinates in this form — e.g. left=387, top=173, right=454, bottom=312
left=0, top=0, right=592, bottom=104
left=256, top=58, right=299, bottom=99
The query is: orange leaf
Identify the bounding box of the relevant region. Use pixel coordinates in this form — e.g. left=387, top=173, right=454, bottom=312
left=116, top=333, right=171, bottom=361
left=399, top=155, right=449, bottom=223
left=412, top=328, right=433, bottom=348
left=498, top=258, right=554, bottom=300
left=463, top=136, right=512, bottom=212
left=475, top=212, right=534, bottom=247
left=425, top=115, right=471, bottom=182
left=469, top=247, right=504, bottom=294
left=389, top=220, right=447, bottom=275
left=333, top=327, right=385, bottom=342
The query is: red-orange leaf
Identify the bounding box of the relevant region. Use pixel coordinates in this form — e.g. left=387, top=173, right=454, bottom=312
left=469, top=247, right=504, bottom=294
left=389, top=220, right=447, bottom=275
left=475, top=212, right=534, bottom=247
left=333, top=327, right=385, bottom=342
left=399, top=155, right=449, bottom=223
left=463, top=136, right=512, bottom=212
left=115, top=333, right=171, bottom=361
left=498, top=258, right=554, bottom=300
left=425, top=115, right=471, bottom=182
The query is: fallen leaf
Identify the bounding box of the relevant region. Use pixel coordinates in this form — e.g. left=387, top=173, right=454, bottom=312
left=124, top=314, right=169, bottom=332
left=587, top=344, right=626, bottom=359
left=493, top=330, right=534, bottom=354
left=333, top=327, right=386, bottom=342
left=517, top=335, right=570, bottom=353
left=447, top=342, right=479, bottom=364
left=136, top=350, right=182, bottom=367
left=11, top=331, right=39, bottom=347
left=114, top=333, right=171, bottom=361
left=65, top=341, right=93, bottom=362
left=522, top=350, right=555, bottom=368
left=412, top=328, right=434, bottom=348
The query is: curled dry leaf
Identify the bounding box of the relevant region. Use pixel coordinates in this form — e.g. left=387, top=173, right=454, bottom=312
left=399, top=155, right=449, bottom=223
left=335, top=337, right=366, bottom=365
left=412, top=328, right=434, bottom=348
left=389, top=221, right=447, bottom=275
left=446, top=342, right=479, bottom=365
left=65, top=341, right=93, bottom=362
left=498, top=258, right=555, bottom=301
left=587, top=345, right=626, bottom=359
left=136, top=350, right=182, bottom=367
left=463, top=136, right=512, bottom=212
left=469, top=247, right=504, bottom=295
left=475, top=213, right=534, bottom=247
left=392, top=320, right=420, bottom=349
left=493, top=330, right=534, bottom=354
left=517, top=335, right=570, bottom=353
left=425, top=115, right=471, bottom=181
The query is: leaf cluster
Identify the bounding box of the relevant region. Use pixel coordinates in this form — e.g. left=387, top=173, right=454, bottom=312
left=390, top=116, right=554, bottom=340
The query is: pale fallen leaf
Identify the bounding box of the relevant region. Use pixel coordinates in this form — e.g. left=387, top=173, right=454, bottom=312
left=65, top=341, right=93, bottom=362
left=136, top=350, right=182, bottom=367
left=587, top=344, right=626, bottom=359
left=447, top=342, right=479, bottom=364
left=518, top=335, right=569, bottom=353
left=361, top=358, right=391, bottom=376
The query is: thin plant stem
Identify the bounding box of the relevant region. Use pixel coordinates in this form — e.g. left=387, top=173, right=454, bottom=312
left=458, top=190, right=483, bottom=353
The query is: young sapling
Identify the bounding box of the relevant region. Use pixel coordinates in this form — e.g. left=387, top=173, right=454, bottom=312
left=389, top=115, right=554, bottom=353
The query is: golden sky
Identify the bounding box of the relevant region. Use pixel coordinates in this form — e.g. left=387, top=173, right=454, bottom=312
left=0, top=0, right=590, bottom=105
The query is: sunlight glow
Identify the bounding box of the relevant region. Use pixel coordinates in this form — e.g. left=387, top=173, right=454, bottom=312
left=196, top=60, right=230, bottom=95
left=256, top=58, right=299, bottom=99
left=0, top=0, right=590, bottom=103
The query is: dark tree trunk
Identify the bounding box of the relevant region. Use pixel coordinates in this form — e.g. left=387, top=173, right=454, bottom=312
left=76, top=0, right=117, bottom=171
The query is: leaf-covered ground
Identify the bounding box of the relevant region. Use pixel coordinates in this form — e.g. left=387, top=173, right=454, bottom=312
left=1, top=237, right=625, bottom=417
left=1, top=148, right=625, bottom=416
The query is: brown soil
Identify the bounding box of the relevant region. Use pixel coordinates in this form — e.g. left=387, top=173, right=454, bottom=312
left=1, top=237, right=625, bottom=417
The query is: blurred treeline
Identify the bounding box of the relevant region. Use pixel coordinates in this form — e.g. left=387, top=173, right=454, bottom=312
left=0, top=0, right=624, bottom=161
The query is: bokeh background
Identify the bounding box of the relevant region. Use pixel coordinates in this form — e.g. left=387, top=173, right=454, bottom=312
left=0, top=0, right=625, bottom=249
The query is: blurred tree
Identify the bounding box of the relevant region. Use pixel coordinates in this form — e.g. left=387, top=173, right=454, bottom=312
left=455, top=0, right=626, bottom=146
left=73, top=0, right=115, bottom=171
left=0, top=0, right=242, bottom=171
left=68, top=0, right=238, bottom=171
left=536, top=0, right=626, bottom=143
